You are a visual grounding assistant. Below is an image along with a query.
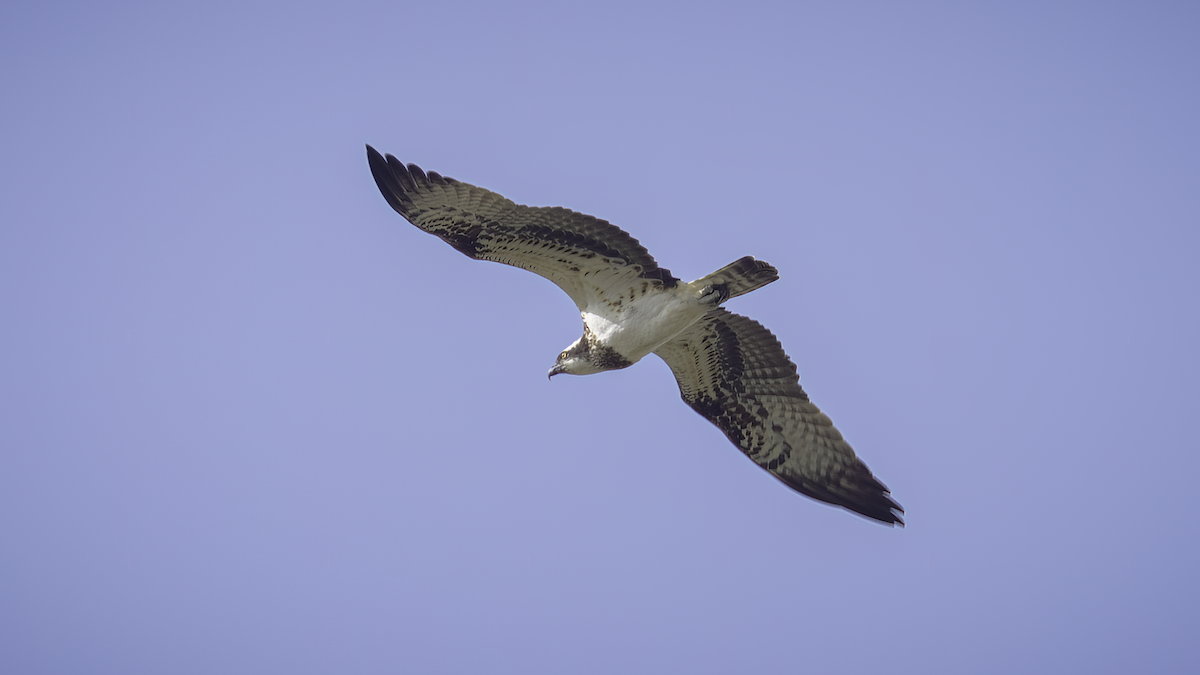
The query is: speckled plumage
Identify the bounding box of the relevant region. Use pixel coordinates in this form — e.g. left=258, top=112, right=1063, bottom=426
left=655, top=310, right=902, bottom=524
left=366, top=145, right=903, bottom=525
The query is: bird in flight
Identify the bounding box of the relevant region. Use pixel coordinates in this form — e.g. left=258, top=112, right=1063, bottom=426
left=366, top=145, right=903, bottom=525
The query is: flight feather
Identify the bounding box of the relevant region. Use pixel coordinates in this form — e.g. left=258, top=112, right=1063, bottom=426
left=654, top=309, right=903, bottom=524
left=367, top=145, right=676, bottom=309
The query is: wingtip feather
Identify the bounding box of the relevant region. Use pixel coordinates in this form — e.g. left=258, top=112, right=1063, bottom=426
left=366, top=145, right=417, bottom=215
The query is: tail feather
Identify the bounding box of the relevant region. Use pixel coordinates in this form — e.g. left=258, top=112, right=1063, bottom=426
left=691, top=256, right=779, bottom=299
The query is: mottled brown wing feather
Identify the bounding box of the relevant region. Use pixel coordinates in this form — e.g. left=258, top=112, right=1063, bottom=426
left=654, top=309, right=903, bottom=525
left=366, top=145, right=677, bottom=308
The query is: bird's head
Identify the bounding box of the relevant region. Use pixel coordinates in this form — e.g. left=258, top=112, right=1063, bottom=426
left=548, top=337, right=604, bottom=378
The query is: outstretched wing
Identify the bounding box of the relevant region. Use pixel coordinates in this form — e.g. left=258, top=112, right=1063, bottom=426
left=366, top=145, right=677, bottom=308
left=654, top=309, right=903, bottom=525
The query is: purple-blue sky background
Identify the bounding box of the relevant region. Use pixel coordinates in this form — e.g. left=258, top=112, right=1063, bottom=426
left=3, top=2, right=1198, bottom=673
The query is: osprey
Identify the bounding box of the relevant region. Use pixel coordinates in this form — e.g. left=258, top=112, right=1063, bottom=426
left=366, top=145, right=904, bottom=525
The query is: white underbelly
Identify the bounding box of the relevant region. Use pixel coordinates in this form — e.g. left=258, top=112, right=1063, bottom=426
left=581, top=291, right=705, bottom=363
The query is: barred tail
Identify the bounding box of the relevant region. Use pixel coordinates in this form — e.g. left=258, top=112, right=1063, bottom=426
left=691, top=256, right=779, bottom=299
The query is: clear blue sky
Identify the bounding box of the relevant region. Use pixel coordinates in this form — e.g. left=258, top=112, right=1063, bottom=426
left=2, top=2, right=1197, bottom=673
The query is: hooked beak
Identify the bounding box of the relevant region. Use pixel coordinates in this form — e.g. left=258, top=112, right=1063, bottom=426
left=547, top=364, right=566, bottom=380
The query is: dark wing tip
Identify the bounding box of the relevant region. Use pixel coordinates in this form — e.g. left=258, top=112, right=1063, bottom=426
left=824, top=468, right=904, bottom=526
left=842, top=470, right=904, bottom=526
left=863, top=493, right=905, bottom=527
left=365, top=143, right=388, bottom=180
left=366, top=145, right=421, bottom=215
left=789, top=473, right=904, bottom=526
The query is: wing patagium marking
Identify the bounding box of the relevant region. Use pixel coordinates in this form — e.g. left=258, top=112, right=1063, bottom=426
left=655, top=309, right=904, bottom=525
left=366, top=145, right=677, bottom=308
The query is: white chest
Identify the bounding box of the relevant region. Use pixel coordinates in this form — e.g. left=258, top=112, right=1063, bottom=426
left=580, top=289, right=706, bottom=363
